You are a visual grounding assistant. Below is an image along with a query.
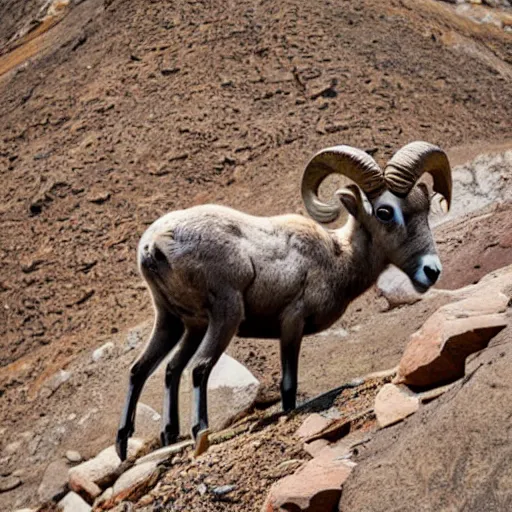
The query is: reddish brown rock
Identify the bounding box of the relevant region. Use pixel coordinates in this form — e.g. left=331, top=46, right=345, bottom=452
left=375, top=383, right=420, bottom=428
left=296, top=413, right=334, bottom=440
left=262, top=444, right=353, bottom=511
left=303, top=439, right=329, bottom=457
left=68, top=471, right=102, bottom=501
left=395, top=296, right=508, bottom=388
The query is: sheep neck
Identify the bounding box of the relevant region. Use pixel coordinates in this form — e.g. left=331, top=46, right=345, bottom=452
left=332, top=218, right=389, bottom=303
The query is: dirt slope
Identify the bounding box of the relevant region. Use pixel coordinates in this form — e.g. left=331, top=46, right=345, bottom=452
left=1, top=0, right=511, bottom=372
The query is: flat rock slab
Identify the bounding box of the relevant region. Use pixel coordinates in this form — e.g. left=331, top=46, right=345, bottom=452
left=296, top=413, right=334, bottom=440
left=375, top=383, right=420, bottom=428
left=263, top=444, right=353, bottom=511
left=135, top=440, right=193, bottom=466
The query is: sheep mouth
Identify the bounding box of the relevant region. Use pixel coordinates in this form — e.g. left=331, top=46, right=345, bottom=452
left=411, top=279, right=430, bottom=294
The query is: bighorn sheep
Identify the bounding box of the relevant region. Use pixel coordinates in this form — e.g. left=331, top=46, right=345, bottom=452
left=116, top=141, right=452, bottom=460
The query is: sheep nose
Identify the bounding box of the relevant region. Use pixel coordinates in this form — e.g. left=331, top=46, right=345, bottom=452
left=423, top=265, right=441, bottom=284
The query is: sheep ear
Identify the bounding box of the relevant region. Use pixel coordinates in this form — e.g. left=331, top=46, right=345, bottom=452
left=336, top=185, right=362, bottom=219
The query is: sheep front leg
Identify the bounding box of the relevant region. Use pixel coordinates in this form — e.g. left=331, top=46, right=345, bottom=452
left=116, top=312, right=184, bottom=460
left=161, top=324, right=207, bottom=447
left=279, top=314, right=304, bottom=412
left=190, top=290, right=243, bottom=455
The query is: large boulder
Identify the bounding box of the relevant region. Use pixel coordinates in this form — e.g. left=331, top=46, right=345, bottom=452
left=394, top=289, right=509, bottom=388
left=339, top=322, right=512, bottom=512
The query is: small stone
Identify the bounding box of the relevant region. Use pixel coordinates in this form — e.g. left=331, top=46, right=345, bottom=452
left=375, top=384, right=420, bottom=428
left=377, top=266, right=421, bottom=308
left=92, top=342, right=115, bottom=362
left=87, top=191, right=111, bottom=204
left=197, top=483, right=208, bottom=495
left=92, top=487, right=113, bottom=509
left=0, top=475, right=22, bottom=493
left=57, top=491, right=92, bottom=512
left=212, top=484, right=236, bottom=497
left=296, top=413, right=334, bottom=440
left=138, top=494, right=155, bottom=506
left=66, top=450, right=82, bottom=463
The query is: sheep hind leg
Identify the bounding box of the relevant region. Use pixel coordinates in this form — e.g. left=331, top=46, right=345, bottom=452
left=161, top=324, right=207, bottom=447
left=279, top=314, right=304, bottom=412
left=190, top=290, right=243, bottom=455
left=116, top=310, right=184, bottom=460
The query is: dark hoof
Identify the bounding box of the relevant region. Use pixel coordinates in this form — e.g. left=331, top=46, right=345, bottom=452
left=193, top=428, right=210, bottom=457
left=116, top=427, right=133, bottom=461
left=160, top=427, right=179, bottom=447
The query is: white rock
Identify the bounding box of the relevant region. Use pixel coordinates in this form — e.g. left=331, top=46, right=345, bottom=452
left=68, top=438, right=144, bottom=487
left=375, top=383, right=420, bottom=428
left=66, top=450, right=82, bottom=463
left=57, top=491, right=91, bottom=512
left=112, top=461, right=158, bottom=499
left=377, top=266, right=421, bottom=309
left=92, top=341, right=115, bottom=362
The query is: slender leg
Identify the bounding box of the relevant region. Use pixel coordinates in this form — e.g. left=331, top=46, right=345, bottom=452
left=190, top=290, right=243, bottom=454
left=161, top=324, right=207, bottom=446
left=279, top=312, right=304, bottom=412
left=116, top=310, right=184, bottom=460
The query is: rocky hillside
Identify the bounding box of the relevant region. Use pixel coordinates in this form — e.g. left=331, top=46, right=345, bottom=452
left=0, top=0, right=512, bottom=510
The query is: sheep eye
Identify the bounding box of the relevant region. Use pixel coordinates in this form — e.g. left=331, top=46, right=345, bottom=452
left=376, top=206, right=394, bottom=223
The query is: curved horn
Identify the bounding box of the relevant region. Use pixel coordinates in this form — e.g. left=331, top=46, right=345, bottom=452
left=384, top=141, right=452, bottom=210
left=301, top=146, right=384, bottom=223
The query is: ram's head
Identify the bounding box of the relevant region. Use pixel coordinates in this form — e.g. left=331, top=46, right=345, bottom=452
left=301, top=141, right=452, bottom=292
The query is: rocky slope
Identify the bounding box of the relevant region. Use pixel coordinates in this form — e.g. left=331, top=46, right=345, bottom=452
left=1, top=0, right=512, bottom=510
